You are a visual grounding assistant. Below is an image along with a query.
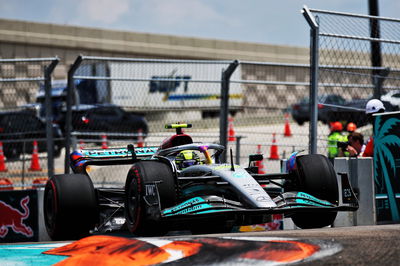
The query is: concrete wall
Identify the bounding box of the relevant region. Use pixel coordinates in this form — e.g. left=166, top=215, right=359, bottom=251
left=334, top=157, right=376, bottom=227
left=0, top=18, right=310, bottom=80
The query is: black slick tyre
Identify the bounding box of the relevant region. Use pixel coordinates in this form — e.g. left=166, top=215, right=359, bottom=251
left=44, top=174, right=98, bottom=240
left=290, top=154, right=339, bottom=229
left=125, top=160, right=176, bottom=236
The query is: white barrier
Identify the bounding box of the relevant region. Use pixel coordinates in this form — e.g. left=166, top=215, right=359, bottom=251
left=37, top=189, right=51, bottom=241
left=333, top=157, right=376, bottom=226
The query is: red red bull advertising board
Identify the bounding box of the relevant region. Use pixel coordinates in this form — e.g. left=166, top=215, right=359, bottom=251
left=0, top=190, right=38, bottom=242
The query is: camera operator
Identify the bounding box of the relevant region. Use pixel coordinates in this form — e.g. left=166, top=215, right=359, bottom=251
left=338, top=132, right=364, bottom=157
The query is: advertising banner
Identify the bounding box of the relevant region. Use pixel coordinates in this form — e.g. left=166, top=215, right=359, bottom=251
left=0, top=190, right=38, bottom=242
left=374, top=111, right=400, bottom=222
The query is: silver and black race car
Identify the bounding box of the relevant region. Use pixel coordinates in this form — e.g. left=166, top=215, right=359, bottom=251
left=43, top=124, right=358, bottom=240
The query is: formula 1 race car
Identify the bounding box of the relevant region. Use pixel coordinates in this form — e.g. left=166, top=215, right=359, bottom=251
left=44, top=124, right=358, bottom=240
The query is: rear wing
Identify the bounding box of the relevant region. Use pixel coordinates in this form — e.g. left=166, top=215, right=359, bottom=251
left=70, top=145, right=158, bottom=172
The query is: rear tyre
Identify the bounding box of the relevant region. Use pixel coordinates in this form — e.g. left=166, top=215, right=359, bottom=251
left=44, top=174, right=98, bottom=240
left=289, top=154, right=339, bottom=229
left=125, top=160, right=176, bottom=236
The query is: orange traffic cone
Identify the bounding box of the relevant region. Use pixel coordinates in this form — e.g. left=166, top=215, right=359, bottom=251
left=228, top=116, right=236, bottom=142
left=29, top=140, right=42, bottom=171
left=269, top=133, right=279, bottom=160
left=31, top=177, right=48, bottom=189
left=137, top=128, right=144, bottom=148
left=0, top=178, right=13, bottom=190
left=284, top=113, right=292, bottom=137
left=101, top=135, right=108, bottom=149
left=255, top=144, right=266, bottom=174
left=0, top=142, right=7, bottom=172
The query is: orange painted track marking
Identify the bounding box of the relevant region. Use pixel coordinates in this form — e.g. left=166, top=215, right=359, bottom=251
left=44, top=235, right=170, bottom=266
left=240, top=240, right=320, bottom=262
left=44, top=235, right=321, bottom=265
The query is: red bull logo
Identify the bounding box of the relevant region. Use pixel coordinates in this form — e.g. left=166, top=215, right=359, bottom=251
left=0, top=196, right=33, bottom=238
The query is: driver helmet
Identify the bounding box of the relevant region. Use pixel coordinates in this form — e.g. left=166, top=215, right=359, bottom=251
left=365, top=99, right=385, bottom=114
left=175, top=150, right=200, bottom=169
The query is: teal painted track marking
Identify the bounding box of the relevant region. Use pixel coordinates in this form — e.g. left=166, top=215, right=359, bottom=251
left=0, top=243, right=68, bottom=266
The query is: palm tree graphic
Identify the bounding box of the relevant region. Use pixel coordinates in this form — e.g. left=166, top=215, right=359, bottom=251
left=374, top=115, right=400, bottom=221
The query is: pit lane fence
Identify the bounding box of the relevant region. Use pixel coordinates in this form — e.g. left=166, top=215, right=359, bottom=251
left=1, top=57, right=399, bottom=189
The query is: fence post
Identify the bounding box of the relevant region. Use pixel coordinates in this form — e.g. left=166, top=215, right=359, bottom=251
left=302, top=6, right=319, bottom=154
left=368, top=0, right=383, bottom=99
left=219, top=60, right=239, bottom=163
left=65, top=56, right=83, bottom=174
left=44, top=58, right=59, bottom=178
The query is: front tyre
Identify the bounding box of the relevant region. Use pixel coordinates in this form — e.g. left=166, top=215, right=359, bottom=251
left=289, top=154, right=339, bottom=229
left=125, top=160, right=176, bottom=236
left=44, top=174, right=98, bottom=240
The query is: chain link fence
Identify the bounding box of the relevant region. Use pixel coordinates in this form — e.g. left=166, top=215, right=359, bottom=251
left=228, top=61, right=312, bottom=171
left=304, top=7, right=400, bottom=155
left=0, top=57, right=60, bottom=190
left=65, top=56, right=240, bottom=186
left=64, top=56, right=321, bottom=186
left=3, top=8, right=400, bottom=189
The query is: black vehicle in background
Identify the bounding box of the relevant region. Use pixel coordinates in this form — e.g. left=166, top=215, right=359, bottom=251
left=291, top=92, right=398, bottom=127
left=291, top=94, right=346, bottom=125
left=328, top=97, right=398, bottom=127
left=35, top=79, right=98, bottom=124
left=0, top=111, right=63, bottom=159
left=34, top=80, right=149, bottom=141
left=60, top=104, right=149, bottom=140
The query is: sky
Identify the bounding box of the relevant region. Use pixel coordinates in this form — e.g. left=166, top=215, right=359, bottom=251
left=0, top=0, right=399, bottom=48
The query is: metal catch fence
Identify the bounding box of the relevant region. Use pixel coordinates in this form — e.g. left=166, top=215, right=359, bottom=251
left=5, top=7, right=400, bottom=188
left=0, top=57, right=59, bottom=190
left=64, top=56, right=326, bottom=186
left=304, top=7, right=400, bottom=155
left=65, top=56, right=238, bottom=185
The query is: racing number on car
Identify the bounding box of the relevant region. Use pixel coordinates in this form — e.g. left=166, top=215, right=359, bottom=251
left=243, top=184, right=263, bottom=196
left=256, top=196, right=270, bottom=202
left=343, top=189, right=351, bottom=198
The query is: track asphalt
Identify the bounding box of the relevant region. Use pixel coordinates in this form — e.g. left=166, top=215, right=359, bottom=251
left=1, top=224, right=399, bottom=265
